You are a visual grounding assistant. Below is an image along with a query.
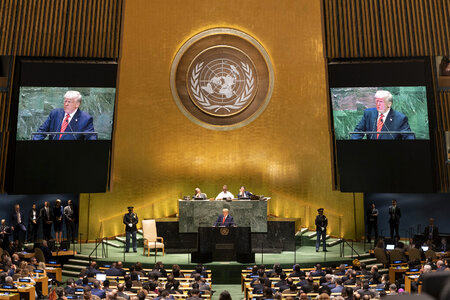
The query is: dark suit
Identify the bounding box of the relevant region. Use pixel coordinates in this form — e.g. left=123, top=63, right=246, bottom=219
left=352, top=108, right=414, bottom=140
left=213, top=214, right=236, bottom=227
left=237, top=191, right=252, bottom=199
left=33, top=108, right=96, bottom=140
left=423, top=225, right=439, bottom=246
left=28, top=209, right=40, bottom=242
left=366, top=207, right=378, bottom=243
left=388, top=205, right=401, bottom=239
left=0, top=224, right=11, bottom=249
left=40, top=206, right=54, bottom=240
left=11, top=210, right=26, bottom=243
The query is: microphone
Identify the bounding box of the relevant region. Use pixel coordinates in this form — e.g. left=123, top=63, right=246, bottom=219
left=381, top=119, right=395, bottom=140
left=370, top=115, right=377, bottom=140
left=66, top=118, right=78, bottom=140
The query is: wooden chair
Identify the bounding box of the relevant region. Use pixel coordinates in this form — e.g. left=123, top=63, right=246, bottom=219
left=142, top=219, right=164, bottom=256
left=389, top=249, right=407, bottom=264
left=407, top=247, right=422, bottom=263
left=374, top=248, right=389, bottom=267
left=34, top=247, right=45, bottom=263
left=424, top=250, right=437, bottom=261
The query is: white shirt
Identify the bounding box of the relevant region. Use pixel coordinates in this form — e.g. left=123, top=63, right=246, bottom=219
left=61, top=109, right=78, bottom=128
left=378, top=108, right=390, bottom=124
left=215, top=191, right=234, bottom=200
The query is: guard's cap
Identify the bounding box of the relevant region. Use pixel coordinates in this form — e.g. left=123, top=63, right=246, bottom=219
left=127, top=206, right=134, bottom=209
left=317, top=208, right=324, bottom=212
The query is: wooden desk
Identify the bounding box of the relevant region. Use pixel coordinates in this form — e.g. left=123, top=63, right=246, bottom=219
left=17, top=252, right=35, bottom=259
left=17, top=285, right=35, bottom=300
left=45, top=267, right=62, bottom=282
left=405, top=275, right=419, bottom=294
left=51, top=250, right=77, bottom=256
left=389, top=267, right=408, bottom=282
left=0, top=286, right=35, bottom=300
left=0, top=293, right=20, bottom=300
left=34, top=276, right=49, bottom=296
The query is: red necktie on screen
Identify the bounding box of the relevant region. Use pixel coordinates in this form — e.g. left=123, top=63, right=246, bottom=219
left=59, top=114, right=70, bottom=140
left=222, top=216, right=225, bottom=224
left=376, top=114, right=384, bottom=139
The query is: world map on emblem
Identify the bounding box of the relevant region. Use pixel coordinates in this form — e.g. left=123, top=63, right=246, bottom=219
left=188, top=49, right=258, bottom=117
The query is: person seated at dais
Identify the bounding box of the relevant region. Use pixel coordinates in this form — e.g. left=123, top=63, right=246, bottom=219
left=215, top=185, right=234, bottom=200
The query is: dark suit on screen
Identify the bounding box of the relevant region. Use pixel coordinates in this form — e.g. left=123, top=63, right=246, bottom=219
left=33, top=108, right=96, bottom=140
left=213, top=214, right=236, bottom=227
left=352, top=108, right=414, bottom=140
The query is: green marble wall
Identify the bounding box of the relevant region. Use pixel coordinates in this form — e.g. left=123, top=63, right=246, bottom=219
left=178, top=199, right=267, bottom=233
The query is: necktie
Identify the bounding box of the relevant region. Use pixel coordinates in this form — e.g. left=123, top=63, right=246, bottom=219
left=17, top=212, right=21, bottom=224
left=377, top=114, right=384, bottom=139
left=222, top=216, right=225, bottom=224
left=59, top=114, right=71, bottom=140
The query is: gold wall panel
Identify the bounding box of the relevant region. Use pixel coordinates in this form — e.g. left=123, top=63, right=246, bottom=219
left=79, top=0, right=365, bottom=241
left=0, top=0, right=122, bottom=57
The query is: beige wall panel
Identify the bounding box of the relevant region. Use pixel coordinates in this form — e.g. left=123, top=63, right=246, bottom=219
left=79, top=0, right=364, bottom=240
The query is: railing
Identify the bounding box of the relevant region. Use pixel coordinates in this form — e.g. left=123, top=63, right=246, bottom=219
left=88, top=237, right=108, bottom=262
left=340, top=239, right=361, bottom=259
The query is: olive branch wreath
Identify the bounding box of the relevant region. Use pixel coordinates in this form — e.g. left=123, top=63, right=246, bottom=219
left=190, top=61, right=254, bottom=113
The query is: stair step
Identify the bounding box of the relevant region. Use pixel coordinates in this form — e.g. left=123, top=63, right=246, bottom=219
left=104, top=240, right=123, bottom=248
left=379, top=268, right=389, bottom=274
left=62, top=270, right=80, bottom=276
left=295, top=228, right=309, bottom=236
left=306, top=232, right=317, bottom=238
left=345, top=252, right=371, bottom=259
left=327, top=239, right=342, bottom=247
left=138, top=229, right=143, bottom=234
left=115, top=237, right=126, bottom=243
left=367, top=263, right=383, bottom=269
left=68, top=258, right=90, bottom=264
left=63, top=264, right=87, bottom=270
left=74, top=254, right=91, bottom=259
left=360, top=258, right=377, bottom=263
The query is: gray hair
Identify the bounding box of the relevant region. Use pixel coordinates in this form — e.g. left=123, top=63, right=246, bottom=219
left=64, top=90, right=82, bottom=104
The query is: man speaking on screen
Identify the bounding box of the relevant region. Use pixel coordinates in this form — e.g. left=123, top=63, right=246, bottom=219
left=352, top=90, right=414, bottom=140
left=33, top=90, right=96, bottom=140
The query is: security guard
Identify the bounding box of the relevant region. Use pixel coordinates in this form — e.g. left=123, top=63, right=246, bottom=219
left=123, top=206, right=138, bottom=253
left=315, top=208, right=328, bottom=252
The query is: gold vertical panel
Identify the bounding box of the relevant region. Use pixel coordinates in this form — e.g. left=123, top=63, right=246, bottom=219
left=77, top=0, right=365, bottom=241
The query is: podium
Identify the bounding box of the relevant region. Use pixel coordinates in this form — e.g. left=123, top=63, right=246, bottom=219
left=192, top=227, right=254, bottom=263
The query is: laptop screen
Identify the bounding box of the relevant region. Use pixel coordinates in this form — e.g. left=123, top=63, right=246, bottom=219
left=96, top=273, right=106, bottom=281
left=386, top=244, right=395, bottom=250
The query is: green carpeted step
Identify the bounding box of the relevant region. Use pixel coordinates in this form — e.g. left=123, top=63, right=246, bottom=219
left=104, top=240, right=123, bottom=248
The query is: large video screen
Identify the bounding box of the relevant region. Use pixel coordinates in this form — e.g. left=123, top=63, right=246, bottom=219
left=17, top=87, right=115, bottom=140
left=6, top=59, right=118, bottom=194
left=331, top=86, right=429, bottom=140
left=328, top=58, right=436, bottom=193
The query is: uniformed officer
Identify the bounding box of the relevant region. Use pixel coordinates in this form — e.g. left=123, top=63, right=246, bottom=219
left=315, top=208, right=328, bottom=252
left=123, top=206, right=138, bottom=253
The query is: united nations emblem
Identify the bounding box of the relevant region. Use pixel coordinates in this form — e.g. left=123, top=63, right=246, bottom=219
left=170, top=28, right=274, bottom=130
left=219, top=228, right=230, bottom=236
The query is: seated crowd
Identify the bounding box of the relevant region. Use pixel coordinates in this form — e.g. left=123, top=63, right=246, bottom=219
left=59, top=261, right=221, bottom=300
left=244, top=260, right=450, bottom=299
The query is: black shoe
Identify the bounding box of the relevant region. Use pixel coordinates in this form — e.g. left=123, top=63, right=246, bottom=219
left=316, top=249, right=319, bottom=252
left=125, top=250, right=129, bottom=253
left=323, top=249, right=329, bottom=252
left=133, top=250, right=137, bottom=253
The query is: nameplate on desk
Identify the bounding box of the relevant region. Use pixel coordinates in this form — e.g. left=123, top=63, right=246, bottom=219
left=215, top=243, right=234, bottom=250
